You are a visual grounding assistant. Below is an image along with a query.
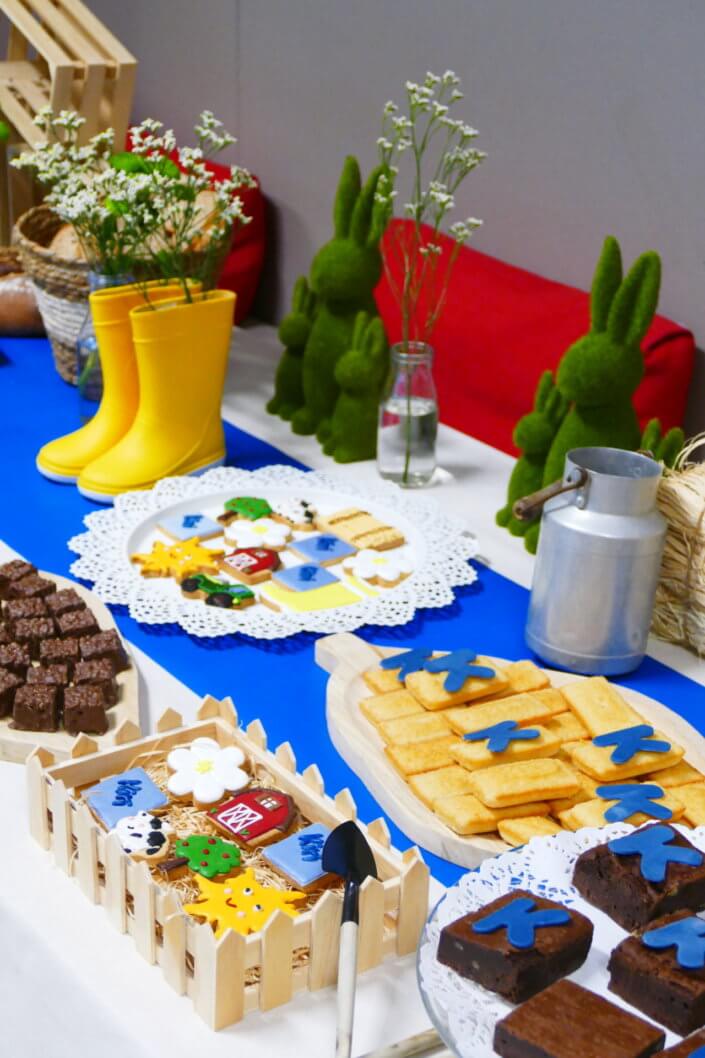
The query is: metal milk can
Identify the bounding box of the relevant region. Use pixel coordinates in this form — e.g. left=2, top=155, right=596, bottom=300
left=519, top=447, right=667, bottom=675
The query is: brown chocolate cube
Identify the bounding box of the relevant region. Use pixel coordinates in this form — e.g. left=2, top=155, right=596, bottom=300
left=73, top=658, right=118, bottom=706
left=63, top=685, right=108, bottom=736
left=0, top=560, right=36, bottom=599
left=39, top=637, right=79, bottom=675
left=79, top=630, right=128, bottom=672
left=27, top=664, right=70, bottom=706
left=12, top=684, right=59, bottom=731
left=14, top=617, right=57, bottom=659
left=0, top=667, right=22, bottom=717
left=0, top=624, right=11, bottom=645
left=0, top=641, right=31, bottom=676
left=45, top=590, right=86, bottom=618
left=8, top=574, right=56, bottom=600
left=4, top=598, right=48, bottom=626
left=57, top=608, right=99, bottom=639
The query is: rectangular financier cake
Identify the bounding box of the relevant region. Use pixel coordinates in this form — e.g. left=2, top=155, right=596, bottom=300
left=493, top=978, right=665, bottom=1058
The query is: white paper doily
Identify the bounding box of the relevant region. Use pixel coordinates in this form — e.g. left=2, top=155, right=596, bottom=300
left=417, top=823, right=705, bottom=1057
left=68, top=465, right=479, bottom=640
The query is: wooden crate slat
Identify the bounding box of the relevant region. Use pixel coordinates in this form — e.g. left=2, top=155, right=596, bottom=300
left=70, top=732, right=99, bottom=759
left=132, top=861, right=158, bottom=964
left=54, top=0, right=136, bottom=64
left=245, top=717, right=267, bottom=749
left=274, top=740, right=296, bottom=772
left=396, top=850, right=428, bottom=956
left=0, top=84, right=42, bottom=143
left=308, top=889, right=342, bottom=991
left=49, top=778, right=73, bottom=872
left=334, top=787, right=357, bottom=820
left=159, top=890, right=187, bottom=995
left=259, top=909, right=294, bottom=1011
left=26, top=748, right=52, bottom=849
left=22, top=0, right=107, bottom=64
left=103, top=831, right=127, bottom=932
left=75, top=802, right=99, bottom=902
left=156, top=707, right=183, bottom=733
left=367, top=816, right=391, bottom=849
left=357, top=876, right=385, bottom=972
left=0, top=0, right=77, bottom=69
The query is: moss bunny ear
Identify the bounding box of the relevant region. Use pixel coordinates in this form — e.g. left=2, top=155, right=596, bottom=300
left=351, top=164, right=385, bottom=246
left=363, top=315, right=387, bottom=359
left=291, top=276, right=308, bottom=312
left=590, top=235, right=623, bottom=333
left=534, top=370, right=555, bottom=412
left=333, top=156, right=362, bottom=238
left=607, top=250, right=661, bottom=347
left=352, top=309, right=370, bottom=349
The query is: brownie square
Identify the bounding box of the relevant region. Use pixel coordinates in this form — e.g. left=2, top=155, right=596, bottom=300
left=12, top=684, right=59, bottom=731
left=0, top=667, right=23, bottom=717
left=79, top=630, right=128, bottom=672
left=27, top=664, right=70, bottom=707
left=0, top=560, right=36, bottom=599
left=494, top=979, right=665, bottom=1058
left=73, top=659, right=118, bottom=706
left=14, top=617, right=57, bottom=659
left=574, top=823, right=705, bottom=932
left=662, top=1028, right=705, bottom=1055
left=4, top=597, right=48, bottom=626
left=436, top=889, right=593, bottom=1003
left=57, top=608, right=99, bottom=639
left=39, top=637, right=79, bottom=674
left=609, top=909, right=705, bottom=1036
left=63, top=685, right=108, bottom=736
left=0, top=642, right=31, bottom=676
left=0, top=624, right=11, bottom=645
left=45, top=589, right=86, bottom=618
left=8, top=574, right=56, bottom=600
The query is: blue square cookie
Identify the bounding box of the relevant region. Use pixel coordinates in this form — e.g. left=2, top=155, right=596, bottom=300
left=157, top=512, right=222, bottom=542
left=262, top=822, right=332, bottom=888
left=272, top=564, right=339, bottom=592
left=289, top=533, right=356, bottom=565
left=86, top=766, right=169, bottom=829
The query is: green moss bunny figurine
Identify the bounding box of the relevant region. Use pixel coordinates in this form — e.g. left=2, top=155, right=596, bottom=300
left=267, top=276, right=316, bottom=421
left=496, top=370, right=568, bottom=536
left=290, top=156, right=387, bottom=443
left=323, top=311, right=389, bottom=463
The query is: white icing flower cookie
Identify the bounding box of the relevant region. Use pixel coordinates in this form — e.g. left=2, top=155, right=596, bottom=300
left=224, top=517, right=291, bottom=551
left=112, top=811, right=174, bottom=862
left=167, top=737, right=250, bottom=807
left=342, top=547, right=413, bottom=588
left=269, top=498, right=317, bottom=530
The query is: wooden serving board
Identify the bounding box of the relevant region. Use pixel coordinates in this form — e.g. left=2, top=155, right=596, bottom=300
left=316, top=632, right=705, bottom=869
left=0, top=572, right=141, bottom=764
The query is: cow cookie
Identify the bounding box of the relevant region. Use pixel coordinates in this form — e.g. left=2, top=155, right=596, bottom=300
left=112, top=812, right=174, bottom=862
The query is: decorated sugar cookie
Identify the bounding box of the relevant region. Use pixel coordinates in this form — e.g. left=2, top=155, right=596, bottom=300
left=217, top=547, right=280, bottom=585
left=167, top=737, right=249, bottom=807
left=289, top=533, right=357, bottom=566
left=131, top=538, right=224, bottom=579
left=217, top=496, right=273, bottom=526
left=86, top=767, right=169, bottom=830
left=183, top=868, right=304, bottom=937
left=262, top=822, right=333, bottom=890
left=259, top=578, right=362, bottom=613
left=269, top=498, right=317, bottom=530
left=175, top=834, right=242, bottom=878
left=112, top=811, right=174, bottom=862
left=272, top=563, right=339, bottom=592
left=180, top=573, right=256, bottom=609
left=343, top=547, right=413, bottom=587
left=157, top=512, right=223, bottom=543
left=317, top=508, right=406, bottom=551
left=210, top=787, right=296, bottom=847
left=224, top=517, right=291, bottom=551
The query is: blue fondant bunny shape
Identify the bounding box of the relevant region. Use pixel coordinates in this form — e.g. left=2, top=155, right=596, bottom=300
left=424, top=649, right=496, bottom=692
left=593, top=724, right=671, bottom=764
left=380, top=648, right=434, bottom=682
left=472, top=896, right=571, bottom=950
left=643, top=917, right=705, bottom=970
left=596, top=784, right=672, bottom=824
left=464, top=720, right=540, bottom=753
left=607, top=825, right=703, bottom=883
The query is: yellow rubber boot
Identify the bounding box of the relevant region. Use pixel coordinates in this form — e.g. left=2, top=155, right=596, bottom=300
left=77, top=290, right=235, bottom=503
left=36, top=280, right=191, bottom=483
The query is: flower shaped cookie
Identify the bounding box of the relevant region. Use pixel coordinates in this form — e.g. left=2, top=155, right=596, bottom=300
left=167, top=737, right=249, bottom=805
left=224, top=517, right=291, bottom=550
left=343, top=547, right=413, bottom=586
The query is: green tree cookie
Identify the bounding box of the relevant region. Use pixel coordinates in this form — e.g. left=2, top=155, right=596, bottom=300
left=323, top=311, right=389, bottom=463
left=290, top=156, right=388, bottom=443
left=267, top=276, right=317, bottom=421
left=176, top=834, right=241, bottom=878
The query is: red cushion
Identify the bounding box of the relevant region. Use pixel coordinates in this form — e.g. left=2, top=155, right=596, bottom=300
left=375, top=220, right=695, bottom=455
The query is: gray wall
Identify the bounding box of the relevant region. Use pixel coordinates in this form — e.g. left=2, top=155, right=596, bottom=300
left=86, top=1, right=705, bottom=431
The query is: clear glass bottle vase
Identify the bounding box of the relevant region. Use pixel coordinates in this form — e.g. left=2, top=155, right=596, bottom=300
left=76, top=271, right=133, bottom=422
left=377, top=341, right=438, bottom=488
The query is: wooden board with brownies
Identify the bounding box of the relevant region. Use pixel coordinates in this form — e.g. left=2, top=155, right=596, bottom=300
left=0, top=560, right=139, bottom=762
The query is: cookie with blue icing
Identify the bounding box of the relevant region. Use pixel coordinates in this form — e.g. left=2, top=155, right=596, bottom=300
left=437, top=889, right=593, bottom=1003
left=272, top=563, right=339, bottom=592
left=157, top=512, right=223, bottom=542
left=85, top=766, right=169, bottom=830
left=261, top=822, right=333, bottom=890
left=289, top=533, right=357, bottom=566
left=573, top=822, right=705, bottom=932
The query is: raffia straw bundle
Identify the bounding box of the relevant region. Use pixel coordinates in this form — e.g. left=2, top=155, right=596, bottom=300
left=652, top=435, right=705, bottom=654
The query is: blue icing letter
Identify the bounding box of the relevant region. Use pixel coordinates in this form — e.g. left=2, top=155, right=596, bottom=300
left=643, top=917, right=705, bottom=970
left=689, top=1048, right=705, bottom=1057
left=182, top=514, right=203, bottom=529
left=262, top=823, right=331, bottom=887
left=380, top=647, right=434, bottom=681
left=593, top=724, right=671, bottom=765
left=424, top=649, right=496, bottom=692
left=464, top=720, right=540, bottom=754
left=596, top=783, right=672, bottom=823
left=472, top=895, right=571, bottom=949
left=607, top=825, right=702, bottom=883
left=298, top=833, right=325, bottom=861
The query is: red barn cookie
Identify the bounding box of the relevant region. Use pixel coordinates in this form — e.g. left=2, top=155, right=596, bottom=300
left=210, top=788, right=296, bottom=847
left=217, top=547, right=280, bottom=585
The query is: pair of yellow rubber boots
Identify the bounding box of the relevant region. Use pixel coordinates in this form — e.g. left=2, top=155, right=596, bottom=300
left=36, top=283, right=236, bottom=503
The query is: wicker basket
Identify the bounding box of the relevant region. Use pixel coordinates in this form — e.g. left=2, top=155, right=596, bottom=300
left=13, top=205, right=90, bottom=384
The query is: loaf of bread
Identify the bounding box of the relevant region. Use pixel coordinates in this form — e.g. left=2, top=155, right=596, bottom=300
left=0, top=272, right=44, bottom=335
left=48, top=224, right=86, bottom=261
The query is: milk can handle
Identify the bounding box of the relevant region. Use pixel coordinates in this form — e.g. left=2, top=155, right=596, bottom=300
left=513, top=468, right=589, bottom=522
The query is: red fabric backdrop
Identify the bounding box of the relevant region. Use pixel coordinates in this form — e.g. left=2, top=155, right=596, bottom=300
left=374, top=220, right=695, bottom=455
